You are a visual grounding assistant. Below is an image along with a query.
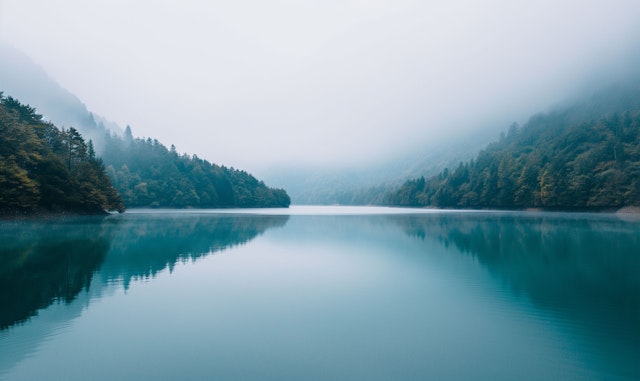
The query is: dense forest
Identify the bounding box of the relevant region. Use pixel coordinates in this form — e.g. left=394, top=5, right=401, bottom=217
left=0, top=94, right=124, bottom=215
left=386, top=89, right=640, bottom=210
left=0, top=92, right=290, bottom=212
left=100, top=126, right=290, bottom=208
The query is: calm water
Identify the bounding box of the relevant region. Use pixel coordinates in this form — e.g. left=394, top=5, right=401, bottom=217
left=1, top=207, right=638, bottom=380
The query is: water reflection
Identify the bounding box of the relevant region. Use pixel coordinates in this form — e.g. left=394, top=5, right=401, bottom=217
left=0, top=213, right=289, bottom=331
left=392, top=212, right=640, bottom=379
left=2, top=209, right=638, bottom=380
left=0, top=218, right=112, bottom=330
left=101, top=213, right=289, bottom=288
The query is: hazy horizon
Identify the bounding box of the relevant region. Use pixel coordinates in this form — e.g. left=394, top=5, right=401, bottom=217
left=1, top=0, right=640, bottom=173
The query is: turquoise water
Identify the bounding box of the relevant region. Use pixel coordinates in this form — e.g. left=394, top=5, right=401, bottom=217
left=1, top=207, right=638, bottom=380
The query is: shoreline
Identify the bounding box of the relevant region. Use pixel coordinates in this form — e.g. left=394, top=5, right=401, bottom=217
left=3, top=205, right=639, bottom=220
left=0, top=209, right=112, bottom=221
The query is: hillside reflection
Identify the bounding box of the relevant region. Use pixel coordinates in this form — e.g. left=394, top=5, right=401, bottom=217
left=392, top=212, right=640, bottom=377
left=101, top=213, right=289, bottom=288
left=0, top=213, right=288, bottom=330
left=0, top=218, right=112, bottom=330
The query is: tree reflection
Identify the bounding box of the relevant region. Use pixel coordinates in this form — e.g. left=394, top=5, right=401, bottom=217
left=0, top=213, right=289, bottom=330
left=100, top=213, right=289, bottom=288
left=0, top=218, right=111, bottom=330
left=392, top=212, right=640, bottom=378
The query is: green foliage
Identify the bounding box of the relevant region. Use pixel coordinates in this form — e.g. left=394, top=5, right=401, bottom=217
left=0, top=93, right=289, bottom=213
left=386, top=104, right=640, bottom=210
left=101, top=130, right=290, bottom=208
left=0, top=94, right=125, bottom=215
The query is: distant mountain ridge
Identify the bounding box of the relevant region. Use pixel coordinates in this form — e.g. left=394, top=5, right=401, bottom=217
left=0, top=43, right=121, bottom=152
left=261, top=132, right=491, bottom=206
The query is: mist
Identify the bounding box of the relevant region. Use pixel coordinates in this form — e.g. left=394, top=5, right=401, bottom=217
left=2, top=0, right=640, bottom=172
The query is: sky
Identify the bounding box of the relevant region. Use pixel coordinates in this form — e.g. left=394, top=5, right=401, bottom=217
left=1, top=0, right=640, bottom=171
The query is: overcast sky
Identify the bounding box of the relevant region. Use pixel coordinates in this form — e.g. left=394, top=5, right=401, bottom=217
left=1, top=0, right=639, bottom=171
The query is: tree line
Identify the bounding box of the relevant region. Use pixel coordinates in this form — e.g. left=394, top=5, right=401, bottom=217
left=385, top=107, right=640, bottom=210
left=99, top=126, right=290, bottom=208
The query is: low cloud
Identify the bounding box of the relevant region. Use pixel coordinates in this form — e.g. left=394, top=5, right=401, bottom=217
left=2, top=0, right=639, bottom=170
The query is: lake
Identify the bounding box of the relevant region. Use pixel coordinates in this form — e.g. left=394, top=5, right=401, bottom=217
left=1, top=206, right=639, bottom=380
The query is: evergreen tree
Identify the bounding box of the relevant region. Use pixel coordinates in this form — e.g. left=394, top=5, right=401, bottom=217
left=0, top=95, right=124, bottom=214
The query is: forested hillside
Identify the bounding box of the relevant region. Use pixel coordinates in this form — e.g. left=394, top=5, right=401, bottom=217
left=0, top=95, right=124, bottom=215
left=100, top=127, right=290, bottom=208
left=0, top=91, right=290, bottom=211
left=386, top=87, right=640, bottom=210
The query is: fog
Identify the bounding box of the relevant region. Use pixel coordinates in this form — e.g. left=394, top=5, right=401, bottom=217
left=1, top=0, right=639, bottom=172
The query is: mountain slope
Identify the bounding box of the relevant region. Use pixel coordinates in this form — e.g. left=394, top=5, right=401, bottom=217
left=0, top=45, right=290, bottom=209
left=0, top=43, right=121, bottom=150
left=385, top=83, right=640, bottom=209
